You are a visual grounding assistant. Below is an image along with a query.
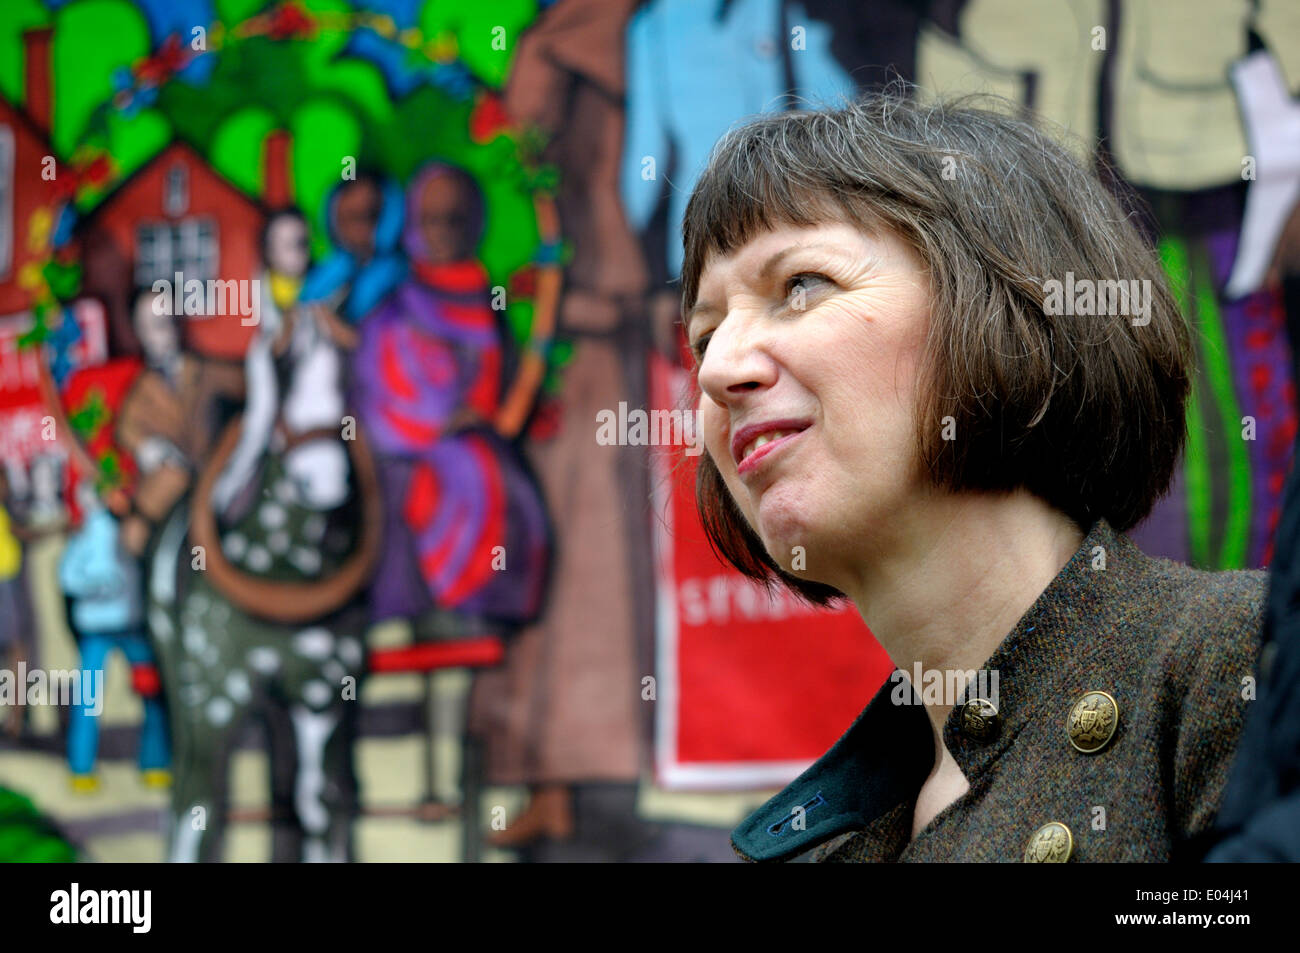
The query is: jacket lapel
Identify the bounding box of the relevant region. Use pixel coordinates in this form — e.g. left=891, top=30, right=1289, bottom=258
left=730, top=677, right=932, bottom=862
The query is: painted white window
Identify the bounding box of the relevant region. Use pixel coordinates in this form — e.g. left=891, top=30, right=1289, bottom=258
left=135, top=217, right=218, bottom=285
left=163, top=162, right=188, bottom=218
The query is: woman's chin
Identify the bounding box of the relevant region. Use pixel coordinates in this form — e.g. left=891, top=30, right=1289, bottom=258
left=756, top=513, right=818, bottom=571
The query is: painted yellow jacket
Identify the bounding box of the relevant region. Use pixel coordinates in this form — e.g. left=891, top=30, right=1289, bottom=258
left=0, top=506, right=21, bottom=581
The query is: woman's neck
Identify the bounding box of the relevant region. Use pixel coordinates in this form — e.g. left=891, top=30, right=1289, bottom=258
left=844, top=490, right=1084, bottom=742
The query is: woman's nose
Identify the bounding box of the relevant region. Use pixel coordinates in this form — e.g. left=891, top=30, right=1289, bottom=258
left=695, top=314, right=776, bottom=406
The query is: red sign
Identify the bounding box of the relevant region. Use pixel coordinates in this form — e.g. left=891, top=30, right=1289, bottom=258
left=0, top=299, right=108, bottom=466
left=650, top=355, right=893, bottom=790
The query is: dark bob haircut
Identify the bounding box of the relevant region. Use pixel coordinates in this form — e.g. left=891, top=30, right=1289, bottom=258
left=680, top=90, right=1191, bottom=606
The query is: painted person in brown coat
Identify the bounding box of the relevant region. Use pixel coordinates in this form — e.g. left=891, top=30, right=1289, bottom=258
left=116, top=288, right=244, bottom=556
left=678, top=90, right=1266, bottom=862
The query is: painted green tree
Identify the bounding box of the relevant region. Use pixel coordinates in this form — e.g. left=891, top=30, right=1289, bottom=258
left=0, top=787, right=79, bottom=862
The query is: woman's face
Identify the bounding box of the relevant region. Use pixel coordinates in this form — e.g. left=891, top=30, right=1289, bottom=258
left=417, top=175, right=474, bottom=264
left=334, top=180, right=381, bottom=260
left=690, top=220, right=932, bottom=590
left=133, top=292, right=179, bottom=365
left=266, top=216, right=310, bottom=277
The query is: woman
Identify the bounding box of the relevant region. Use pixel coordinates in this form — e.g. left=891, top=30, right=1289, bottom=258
left=299, top=172, right=407, bottom=325
left=682, top=92, right=1266, bottom=863
left=352, top=162, right=550, bottom=630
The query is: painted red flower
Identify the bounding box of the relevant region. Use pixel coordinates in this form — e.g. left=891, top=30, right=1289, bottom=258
left=80, top=155, right=113, bottom=188
left=268, top=2, right=316, bottom=40
left=470, top=91, right=511, bottom=144
left=136, top=35, right=186, bottom=85
left=526, top=394, right=562, bottom=442
left=508, top=265, right=537, bottom=299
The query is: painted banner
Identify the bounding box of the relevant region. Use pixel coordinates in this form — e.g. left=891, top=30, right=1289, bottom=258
left=0, top=298, right=106, bottom=467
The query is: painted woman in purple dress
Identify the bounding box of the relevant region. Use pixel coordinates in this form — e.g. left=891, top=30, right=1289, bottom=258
left=353, top=163, right=550, bottom=633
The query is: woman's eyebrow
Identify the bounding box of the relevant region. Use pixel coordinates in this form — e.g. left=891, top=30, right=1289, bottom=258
left=687, top=241, right=850, bottom=334
left=756, top=242, right=845, bottom=282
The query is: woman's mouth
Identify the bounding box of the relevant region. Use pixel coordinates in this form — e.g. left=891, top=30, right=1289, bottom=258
left=734, top=423, right=810, bottom=477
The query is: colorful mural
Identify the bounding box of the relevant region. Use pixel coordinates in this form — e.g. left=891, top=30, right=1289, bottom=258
left=0, top=0, right=1297, bottom=863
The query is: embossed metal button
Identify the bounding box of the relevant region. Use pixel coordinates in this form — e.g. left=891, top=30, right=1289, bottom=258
left=1067, top=690, right=1120, bottom=753
left=1023, top=821, right=1074, bottom=863
left=959, top=697, right=1001, bottom=742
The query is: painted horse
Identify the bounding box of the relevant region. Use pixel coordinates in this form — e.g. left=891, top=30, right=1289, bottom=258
left=146, top=295, right=380, bottom=863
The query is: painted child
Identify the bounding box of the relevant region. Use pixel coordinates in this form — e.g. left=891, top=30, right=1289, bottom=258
left=58, top=480, right=169, bottom=791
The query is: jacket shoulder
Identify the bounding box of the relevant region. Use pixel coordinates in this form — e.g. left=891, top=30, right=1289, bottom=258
left=1128, top=555, right=1266, bottom=843
left=1135, top=557, right=1265, bottom=674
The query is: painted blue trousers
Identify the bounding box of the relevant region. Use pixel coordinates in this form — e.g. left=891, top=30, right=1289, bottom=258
left=67, top=630, right=169, bottom=776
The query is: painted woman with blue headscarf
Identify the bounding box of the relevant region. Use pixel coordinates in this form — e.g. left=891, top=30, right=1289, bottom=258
left=299, top=172, right=407, bottom=324
left=352, top=162, right=550, bottom=629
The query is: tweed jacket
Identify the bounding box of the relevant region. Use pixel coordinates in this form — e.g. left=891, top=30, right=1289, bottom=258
left=730, top=518, right=1266, bottom=862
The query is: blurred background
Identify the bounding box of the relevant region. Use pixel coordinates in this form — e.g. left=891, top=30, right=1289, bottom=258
left=0, top=0, right=1296, bottom=862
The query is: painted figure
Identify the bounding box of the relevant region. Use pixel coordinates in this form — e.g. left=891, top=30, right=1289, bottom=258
left=0, top=468, right=35, bottom=739
left=24, top=454, right=68, bottom=533
left=116, top=287, right=245, bottom=557
left=148, top=208, right=376, bottom=861
left=300, top=172, right=407, bottom=324
left=58, top=479, right=169, bottom=791
left=353, top=163, right=550, bottom=632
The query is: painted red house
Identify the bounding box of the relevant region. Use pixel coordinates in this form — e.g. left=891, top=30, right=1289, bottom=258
left=79, top=142, right=259, bottom=359
left=78, top=130, right=294, bottom=360
left=0, top=26, right=66, bottom=318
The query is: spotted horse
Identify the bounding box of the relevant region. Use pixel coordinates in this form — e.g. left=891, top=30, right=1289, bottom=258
left=146, top=303, right=381, bottom=862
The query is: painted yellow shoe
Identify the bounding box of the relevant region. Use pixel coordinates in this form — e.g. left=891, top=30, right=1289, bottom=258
left=69, top=774, right=100, bottom=794
left=140, top=769, right=172, bottom=789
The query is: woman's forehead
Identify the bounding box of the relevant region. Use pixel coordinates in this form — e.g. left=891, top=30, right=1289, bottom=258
left=697, top=221, right=877, bottom=283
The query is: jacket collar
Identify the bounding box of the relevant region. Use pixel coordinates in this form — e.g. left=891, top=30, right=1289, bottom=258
left=731, top=517, right=1130, bottom=862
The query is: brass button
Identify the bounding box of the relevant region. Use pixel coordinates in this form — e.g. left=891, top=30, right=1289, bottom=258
left=959, top=697, right=1001, bottom=742
left=1023, top=822, right=1074, bottom=862
left=1067, top=690, right=1120, bottom=754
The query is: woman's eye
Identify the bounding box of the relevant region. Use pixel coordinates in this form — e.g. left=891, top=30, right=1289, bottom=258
left=690, top=332, right=713, bottom=362
left=785, top=272, right=829, bottom=305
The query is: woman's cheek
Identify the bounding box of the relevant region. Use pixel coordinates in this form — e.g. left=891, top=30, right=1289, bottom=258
left=699, top=399, right=732, bottom=471
left=812, top=292, right=926, bottom=394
